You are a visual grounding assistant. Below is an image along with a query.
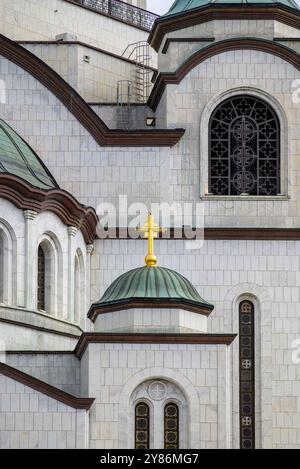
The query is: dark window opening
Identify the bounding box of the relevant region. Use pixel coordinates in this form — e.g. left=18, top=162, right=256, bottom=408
left=209, top=96, right=280, bottom=196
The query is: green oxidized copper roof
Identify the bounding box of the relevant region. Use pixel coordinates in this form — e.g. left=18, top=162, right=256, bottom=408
left=89, top=266, right=214, bottom=316
left=0, top=119, right=58, bottom=190
left=165, top=0, right=299, bottom=17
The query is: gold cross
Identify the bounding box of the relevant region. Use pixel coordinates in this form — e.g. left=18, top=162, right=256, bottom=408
left=136, top=213, right=166, bottom=267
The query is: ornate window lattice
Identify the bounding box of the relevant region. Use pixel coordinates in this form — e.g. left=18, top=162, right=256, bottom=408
left=164, top=403, right=179, bottom=449
left=135, top=402, right=150, bottom=449
left=239, top=300, right=255, bottom=449
left=37, top=245, right=45, bottom=311
left=209, top=96, right=280, bottom=196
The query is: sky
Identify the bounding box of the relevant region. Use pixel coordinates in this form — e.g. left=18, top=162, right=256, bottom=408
left=147, top=0, right=174, bottom=15
left=147, top=0, right=300, bottom=15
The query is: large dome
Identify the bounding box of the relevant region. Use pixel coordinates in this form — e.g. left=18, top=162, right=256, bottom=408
left=0, top=119, right=58, bottom=190
left=88, top=266, right=214, bottom=320
left=164, top=0, right=299, bottom=17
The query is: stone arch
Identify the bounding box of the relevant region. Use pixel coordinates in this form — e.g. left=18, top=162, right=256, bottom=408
left=0, top=218, right=17, bottom=305
left=199, top=86, right=289, bottom=198
left=223, top=282, right=272, bottom=449
left=131, top=379, right=187, bottom=449
left=36, top=232, right=63, bottom=318
left=74, top=247, right=85, bottom=326
left=118, top=367, right=200, bottom=449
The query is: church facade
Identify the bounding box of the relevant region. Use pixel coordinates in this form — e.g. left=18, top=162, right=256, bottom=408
left=0, top=0, right=300, bottom=449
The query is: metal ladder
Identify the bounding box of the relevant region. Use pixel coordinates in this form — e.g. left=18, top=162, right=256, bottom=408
left=122, top=41, right=152, bottom=103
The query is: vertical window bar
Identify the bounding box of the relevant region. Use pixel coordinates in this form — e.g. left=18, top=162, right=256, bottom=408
left=37, top=245, right=45, bottom=311
left=164, top=403, right=179, bottom=449
left=135, top=402, right=150, bottom=449
left=239, top=300, right=255, bottom=449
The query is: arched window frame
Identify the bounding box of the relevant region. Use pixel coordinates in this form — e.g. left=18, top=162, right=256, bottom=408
left=135, top=401, right=150, bottom=449
left=239, top=299, right=255, bottom=450
left=74, top=248, right=85, bottom=326
left=200, top=88, right=288, bottom=199
left=164, top=402, right=179, bottom=450
left=0, top=220, right=16, bottom=306
left=37, top=244, right=46, bottom=311
left=36, top=234, right=62, bottom=317
left=209, top=95, right=280, bottom=196
left=129, top=380, right=188, bottom=449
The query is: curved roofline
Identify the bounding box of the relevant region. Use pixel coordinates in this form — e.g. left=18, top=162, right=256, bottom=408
left=0, top=33, right=184, bottom=148
left=0, top=174, right=98, bottom=244
left=149, top=4, right=300, bottom=51
left=0, top=119, right=59, bottom=190
left=148, top=37, right=300, bottom=110
left=164, top=0, right=299, bottom=19
left=88, top=266, right=214, bottom=321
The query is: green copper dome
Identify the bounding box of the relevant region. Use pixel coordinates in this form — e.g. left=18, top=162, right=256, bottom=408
left=165, top=0, right=300, bottom=17
left=88, top=266, right=214, bottom=320
left=0, top=120, right=58, bottom=190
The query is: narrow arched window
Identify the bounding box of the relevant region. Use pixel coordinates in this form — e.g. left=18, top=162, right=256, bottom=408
left=74, top=254, right=80, bottom=324
left=209, top=95, right=280, bottom=196
left=135, top=402, right=150, bottom=449
left=37, top=245, right=45, bottom=311
left=239, top=300, right=255, bottom=449
left=0, top=230, right=4, bottom=303
left=164, top=403, right=179, bottom=449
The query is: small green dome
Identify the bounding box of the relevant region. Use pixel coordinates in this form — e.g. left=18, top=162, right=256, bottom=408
left=165, top=0, right=299, bottom=17
left=0, top=119, right=58, bottom=190
left=88, top=266, right=214, bottom=320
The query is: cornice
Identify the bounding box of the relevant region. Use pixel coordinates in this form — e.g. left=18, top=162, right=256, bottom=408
left=88, top=298, right=214, bottom=322
left=96, top=227, right=300, bottom=241
left=149, top=4, right=300, bottom=51
left=148, top=38, right=300, bottom=110
left=75, top=333, right=237, bottom=358
left=0, top=174, right=98, bottom=244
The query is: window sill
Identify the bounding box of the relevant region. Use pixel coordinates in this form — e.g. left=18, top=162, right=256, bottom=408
left=200, top=195, right=290, bottom=201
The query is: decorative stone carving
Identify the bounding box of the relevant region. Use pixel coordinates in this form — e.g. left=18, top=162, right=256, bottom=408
left=148, top=381, right=167, bottom=401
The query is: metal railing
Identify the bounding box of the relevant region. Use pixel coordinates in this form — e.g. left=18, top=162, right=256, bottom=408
left=71, top=0, right=159, bottom=31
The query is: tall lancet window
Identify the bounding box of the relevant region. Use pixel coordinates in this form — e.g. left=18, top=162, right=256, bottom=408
left=209, top=95, right=280, bottom=196
left=164, top=403, right=179, bottom=449
left=37, top=245, right=46, bottom=311
left=239, top=300, right=255, bottom=449
left=0, top=230, right=4, bottom=303
left=135, top=402, right=150, bottom=449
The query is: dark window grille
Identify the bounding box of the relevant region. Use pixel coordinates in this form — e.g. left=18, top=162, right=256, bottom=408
left=239, top=300, right=255, bottom=449
left=0, top=232, right=4, bottom=303
left=37, top=245, right=45, bottom=311
left=164, top=403, right=179, bottom=449
left=209, top=96, right=280, bottom=196
left=135, top=402, right=150, bottom=449
left=71, top=0, right=158, bottom=31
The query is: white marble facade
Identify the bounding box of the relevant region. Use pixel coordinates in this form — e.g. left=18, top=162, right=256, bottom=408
left=0, top=0, right=300, bottom=450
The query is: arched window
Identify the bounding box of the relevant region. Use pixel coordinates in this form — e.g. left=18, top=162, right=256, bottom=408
left=164, top=403, right=179, bottom=449
left=0, top=222, right=16, bottom=306
left=239, top=300, right=255, bottom=449
left=135, top=402, right=150, bottom=449
left=37, top=245, right=46, bottom=311
left=0, top=230, right=5, bottom=303
left=37, top=238, right=59, bottom=315
left=74, top=249, right=85, bottom=325
left=209, top=95, right=280, bottom=196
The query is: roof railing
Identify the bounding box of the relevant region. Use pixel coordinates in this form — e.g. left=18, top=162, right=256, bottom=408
left=70, top=0, right=159, bottom=31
